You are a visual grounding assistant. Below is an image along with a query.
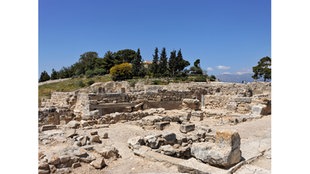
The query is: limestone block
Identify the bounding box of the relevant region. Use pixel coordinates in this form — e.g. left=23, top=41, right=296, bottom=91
left=128, top=136, right=145, bottom=149
left=180, top=123, right=195, bottom=133
left=154, top=121, right=170, bottom=130
left=191, top=130, right=242, bottom=168
left=40, top=125, right=57, bottom=132
left=90, top=157, right=106, bottom=169
left=162, top=132, right=177, bottom=145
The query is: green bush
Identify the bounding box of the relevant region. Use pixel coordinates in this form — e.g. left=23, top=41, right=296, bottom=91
left=193, top=75, right=207, bottom=82
left=110, top=63, right=133, bottom=81
left=87, top=80, right=95, bottom=86
left=77, top=80, right=86, bottom=87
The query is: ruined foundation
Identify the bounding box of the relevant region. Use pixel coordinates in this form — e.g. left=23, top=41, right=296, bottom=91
left=38, top=81, right=271, bottom=174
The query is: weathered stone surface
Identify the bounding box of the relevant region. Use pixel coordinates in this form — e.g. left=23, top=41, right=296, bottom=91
left=191, top=130, right=242, bottom=168
left=144, top=134, right=164, bottom=149
left=162, top=132, right=176, bottom=145
left=215, top=130, right=240, bottom=149
left=40, top=125, right=57, bottom=132
left=66, top=120, right=80, bottom=129
left=180, top=123, right=195, bottom=133
left=102, top=132, right=109, bottom=139
left=48, top=155, right=60, bottom=165
left=90, top=135, right=102, bottom=143
left=182, top=98, right=200, bottom=110
left=38, top=169, right=50, bottom=174
left=90, top=157, right=106, bottom=169
left=141, top=115, right=162, bottom=126
left=38, top=161, right=50, bottom=170
left=128, top=136, right=145, bottom=149
left=159, top=145, right=176, bottom=156
left=73, top=148, right=89, bottom=158
left=65, top=129, right=77, bottom=138
left=71, top=162, right=81, bottom=168
left=90, top=131, right=98, bottom=135
left=234, top=97, right=252, bottom=103
left=94, top=145, right=120, bottom=159
left=191, top=111, right=204, bottom=121
left=154, top=121, right=170, bottom=130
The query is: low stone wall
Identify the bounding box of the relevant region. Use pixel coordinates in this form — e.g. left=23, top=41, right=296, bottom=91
left=39, top=82, right=271, bottom=125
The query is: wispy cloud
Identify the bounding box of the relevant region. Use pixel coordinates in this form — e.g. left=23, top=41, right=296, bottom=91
left=216, top=65, right=230, bottom=70
left=222, top=72, right=232, bottom=75
left=235, top=68, right=252, bottom=75
left=207, top=67, right=213, bottom=71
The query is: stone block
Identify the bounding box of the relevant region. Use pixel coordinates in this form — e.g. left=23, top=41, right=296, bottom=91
left=154, top=121, right=170, bottom=130
left=90, top=157, right=106, bottom=169
left=234, top=97, right=252, bottom=103
left=180, top=123, right=195, bottom=133
left=162, top=132, right=176, bottom=145
left=40, top=125, right=57, bottom=132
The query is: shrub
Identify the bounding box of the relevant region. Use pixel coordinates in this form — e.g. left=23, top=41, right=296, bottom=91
left=110, top=63, right=133, bottom=81
left=87, top=80, right=95, bottom=86
left=77, top=80, right=85, bottom=87
left=193, top=75, right=208, bottom=82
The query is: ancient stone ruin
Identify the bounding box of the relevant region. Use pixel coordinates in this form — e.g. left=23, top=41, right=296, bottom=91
left=39, top=81, right=271, bottom=173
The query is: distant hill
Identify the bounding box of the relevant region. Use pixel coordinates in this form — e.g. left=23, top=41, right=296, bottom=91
left=216, top=73, right=255, bottom=83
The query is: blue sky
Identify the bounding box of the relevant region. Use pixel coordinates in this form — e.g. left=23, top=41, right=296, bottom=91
left=39, top=0, right=270, bottom=77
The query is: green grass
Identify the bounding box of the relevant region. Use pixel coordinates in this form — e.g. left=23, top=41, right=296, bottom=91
left=38, top=74, right=209, bottom=100
left=39, top=75, right=112, bottom=100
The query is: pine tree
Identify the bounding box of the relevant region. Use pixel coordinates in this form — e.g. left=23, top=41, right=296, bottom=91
left=132, top=48, right=145, bottom=77
left=150, top=47, right=159, bottom=77
left=176, top=49, right=190, bottom=74
left=50, top=68, right=58, bottom=80
left=158, top=47, right=169, bottom=77
left=168, top=50, right=177, bottom=77
left=39, top=70, right=50, bottom=82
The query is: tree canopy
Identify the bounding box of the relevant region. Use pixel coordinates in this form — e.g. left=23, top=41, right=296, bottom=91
left=252, top=56, right=271, bottom=81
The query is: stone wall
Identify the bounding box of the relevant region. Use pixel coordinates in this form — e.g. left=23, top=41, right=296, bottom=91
left=39, top=81, right=271, bottom=125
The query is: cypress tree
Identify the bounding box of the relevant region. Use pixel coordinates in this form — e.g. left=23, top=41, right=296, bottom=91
left=158, top=47, right=169, bottom=77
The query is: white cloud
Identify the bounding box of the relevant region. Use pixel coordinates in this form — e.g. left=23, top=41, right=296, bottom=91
left=236, top=71, right=251, bottom=75
left=222, top=72, right=232, bottom=75
left=216, top=65, right=230, bottom=70
left=207, top=67, right=213, bottom=71
left=235, top=68, right=252, bottom=75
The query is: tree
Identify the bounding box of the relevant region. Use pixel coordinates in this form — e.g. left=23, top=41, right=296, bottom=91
left=190, top=59, right=203, bottom=75
left=132, top=48, right=146, bottom=77
left=252, top=56, right=271, bottom=81
left=158, top=47, right=169, bottom=77
left=175, top=49, right=190, bottom=75
left=102, top=51, right=116, bottom=74
left=113, top=49, right=136, bottom=64
left=168, top=50, right=177, bottom=76
left=50, top=68, right=58, bottom=80
left=150, top=47, right=160, bottom=77
left=39, top=70, right=50, bottom=82
left=110, top=63, right=133, bottom=81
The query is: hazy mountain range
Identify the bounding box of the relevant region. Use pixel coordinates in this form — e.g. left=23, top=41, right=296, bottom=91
left=215, top=73, right=255, bottom=83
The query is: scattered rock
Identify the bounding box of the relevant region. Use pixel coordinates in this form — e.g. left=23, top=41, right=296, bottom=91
left=128, top=136, right=145, bottom=149
left=102, top=132, right=109, bottom=139
left=90, top=135, right=102, bottom=144
left=65, top=129, right=77, bottom=138
left=38, top=161, right=50, bottom=171
left=155, top=121, right=170, bottom=130
left=90, top=131, right=98, bottom=135
left=66, top=120, right=80, bottom=129
left=71, top=162, right=81, bottom=168
left=40, top=124, right=57, bottom=132
left=90, top=157, right=106, bottom=169
left=180, top=123, right=195, bottom=133
left=162, top=132, right=176, bottom=145
left=94, top=145, right=120, bottom=159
